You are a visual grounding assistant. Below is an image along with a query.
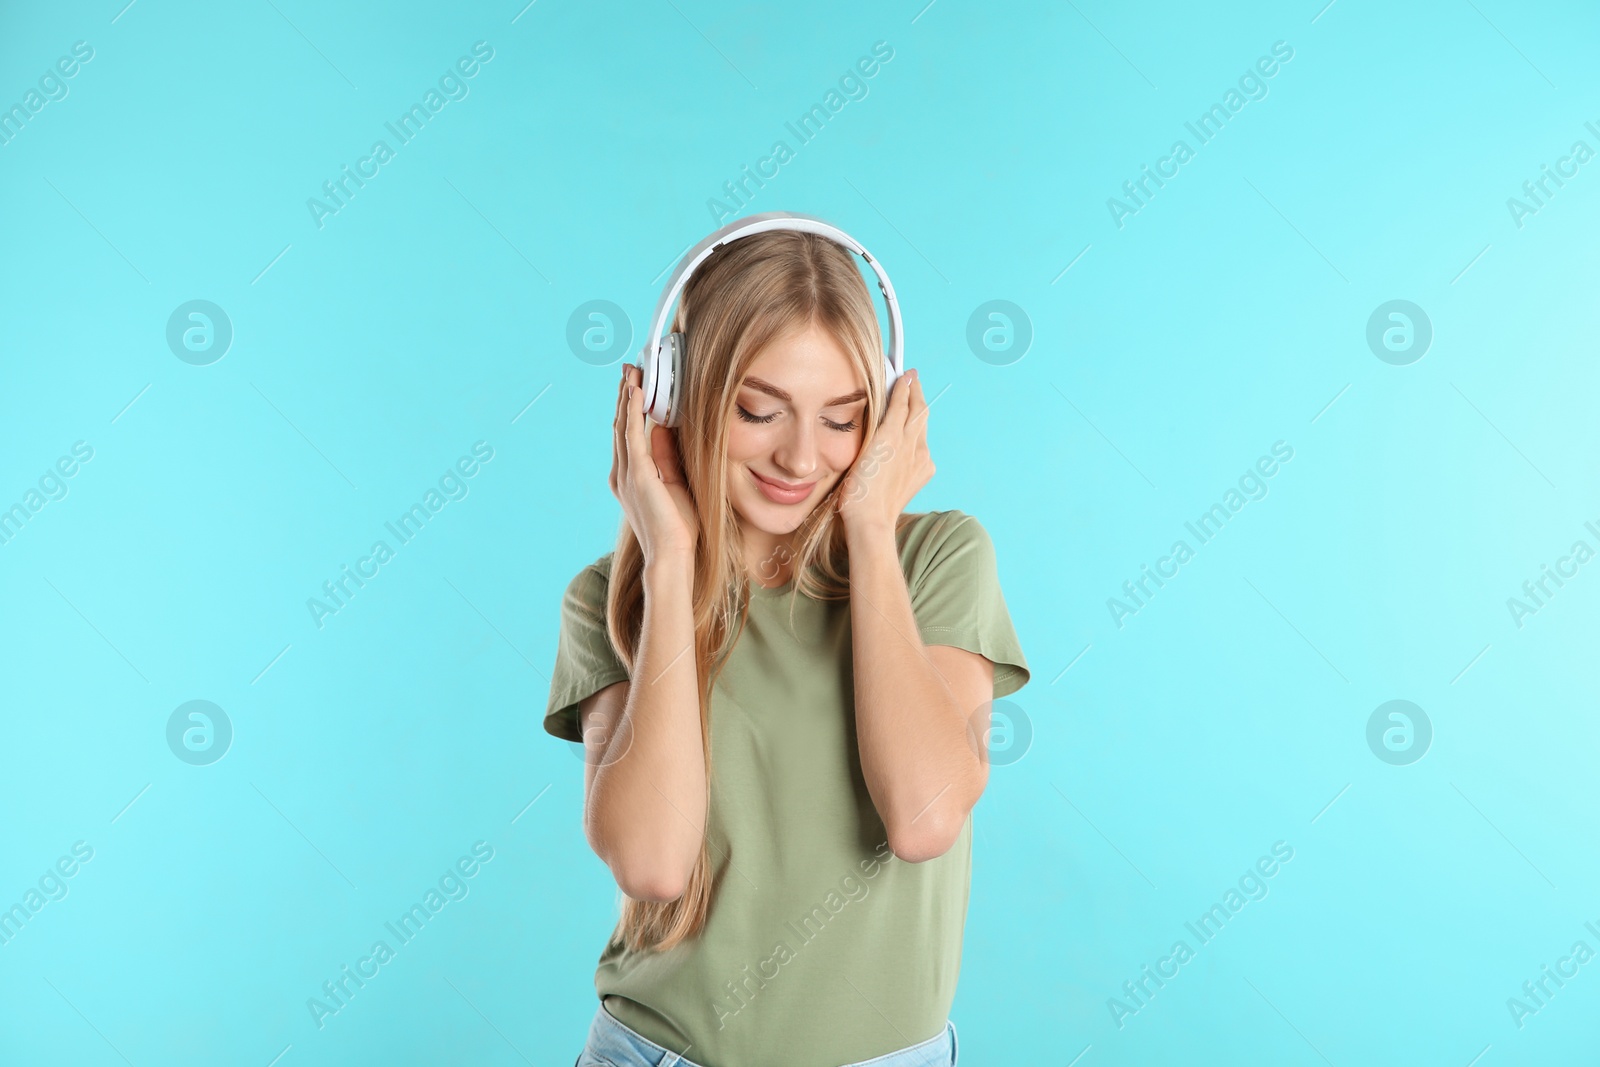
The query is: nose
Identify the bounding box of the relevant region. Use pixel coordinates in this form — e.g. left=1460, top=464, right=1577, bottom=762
left=772, top=416, right=818, bottom=480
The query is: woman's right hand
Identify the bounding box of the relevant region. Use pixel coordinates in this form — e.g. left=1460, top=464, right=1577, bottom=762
left=611, top=363, right=700, bottom=565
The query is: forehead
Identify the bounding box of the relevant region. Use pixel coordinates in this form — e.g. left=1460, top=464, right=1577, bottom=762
left=741, top=320, right=861, bottom=388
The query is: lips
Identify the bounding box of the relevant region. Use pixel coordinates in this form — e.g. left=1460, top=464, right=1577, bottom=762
left=751, top=469, right=816, bottom=505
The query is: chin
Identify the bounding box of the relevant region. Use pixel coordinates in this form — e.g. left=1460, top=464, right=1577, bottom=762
left=737, top=496, right=815, bottom=534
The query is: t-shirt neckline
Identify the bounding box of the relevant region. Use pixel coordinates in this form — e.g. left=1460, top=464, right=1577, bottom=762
left=747, top=574, right=796, bottom=598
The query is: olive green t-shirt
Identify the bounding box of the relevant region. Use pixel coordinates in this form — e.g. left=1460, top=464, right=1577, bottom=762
left=543, top=509, right=1030, bottom=1067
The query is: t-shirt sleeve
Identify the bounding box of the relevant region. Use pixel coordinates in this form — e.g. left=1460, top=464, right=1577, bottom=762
left=543, top=558, right=631, bottom=743
left=906, top=511, right=1031, bottom=700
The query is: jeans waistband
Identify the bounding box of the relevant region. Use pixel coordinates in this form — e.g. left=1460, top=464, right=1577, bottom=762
left=581, top=1003, right=958, bottom=1067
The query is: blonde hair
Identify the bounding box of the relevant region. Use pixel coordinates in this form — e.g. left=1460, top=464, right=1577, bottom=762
left=603, top=227, right=908, bottom=952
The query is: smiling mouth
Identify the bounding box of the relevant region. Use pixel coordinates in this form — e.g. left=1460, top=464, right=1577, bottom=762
left=751, top=469, right=817, bottom=503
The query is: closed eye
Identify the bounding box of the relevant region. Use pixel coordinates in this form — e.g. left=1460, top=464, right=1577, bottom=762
left=735, top=405, right=777, bottom=425
left=736, top=405, right=859, bottom=433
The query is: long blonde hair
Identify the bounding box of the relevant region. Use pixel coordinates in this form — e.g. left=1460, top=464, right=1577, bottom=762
left=603, top=227, right=900, bottom=952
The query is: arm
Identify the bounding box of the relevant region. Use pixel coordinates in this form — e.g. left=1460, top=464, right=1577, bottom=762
left=578, top=555, right=705, bottom=902
left=846, top=519, right=996, bottom=863
left=577, top=364, right=708, bottom=902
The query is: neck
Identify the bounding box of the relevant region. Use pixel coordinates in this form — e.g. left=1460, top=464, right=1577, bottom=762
left=740, top=524, right=797, bottom=588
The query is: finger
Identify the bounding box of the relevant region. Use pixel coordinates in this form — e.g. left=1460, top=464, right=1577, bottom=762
left=619, top=365, right=642, bottom=479
left=908, top=377, right=934, bottom=441
left=611, top=372, right=623, bottom=489
left=624, top=373, right=654, bottom=480
left=610, top=380, right=620, bottom=493
left=614, top=367, right=630, bottom=487
left=905, top=371, right=930, bottom=433
left=882, top=372, right=912, bottom=433
left=651, top=424, right=685, bottom=485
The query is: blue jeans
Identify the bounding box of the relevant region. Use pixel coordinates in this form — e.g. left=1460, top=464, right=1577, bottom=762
left=574, top=1002, right=959, bottom=1067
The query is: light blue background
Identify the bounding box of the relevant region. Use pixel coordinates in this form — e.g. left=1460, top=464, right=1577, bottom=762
left=2, top=1, right=1597, bottom=1064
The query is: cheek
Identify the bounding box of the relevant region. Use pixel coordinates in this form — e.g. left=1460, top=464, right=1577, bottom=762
left=829, top=434, right=864, bottom=471
left=725, top=424, right=762, bottom=463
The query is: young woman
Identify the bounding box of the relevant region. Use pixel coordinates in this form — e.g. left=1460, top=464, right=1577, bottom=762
left=545, top=224, right=1030, bottom=1067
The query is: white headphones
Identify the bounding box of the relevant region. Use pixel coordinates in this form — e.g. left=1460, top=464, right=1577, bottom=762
left=636, top=211, right=905, bottom=428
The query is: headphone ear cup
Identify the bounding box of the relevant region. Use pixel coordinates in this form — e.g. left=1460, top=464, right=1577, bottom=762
left=660, top=332, right=686, bottom=427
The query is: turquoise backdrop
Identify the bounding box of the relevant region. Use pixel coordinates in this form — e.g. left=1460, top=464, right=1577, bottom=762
left=2, top=0, right=1597, bottom=1064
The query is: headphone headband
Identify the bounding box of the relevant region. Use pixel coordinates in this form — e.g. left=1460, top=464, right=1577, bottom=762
left=636, top=211, right=904, bottom=427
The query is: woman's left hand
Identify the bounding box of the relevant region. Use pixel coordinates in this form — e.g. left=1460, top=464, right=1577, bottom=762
left=835, top=369, right=933, bottom=530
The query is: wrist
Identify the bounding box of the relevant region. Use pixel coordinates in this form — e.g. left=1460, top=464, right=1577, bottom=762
left=842, top=513, right=898, bottom=544
left=642, top=552, right=694, bottom=587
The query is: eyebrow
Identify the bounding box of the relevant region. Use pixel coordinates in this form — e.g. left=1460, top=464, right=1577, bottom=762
left=742, top=376, right=867, bottom=408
